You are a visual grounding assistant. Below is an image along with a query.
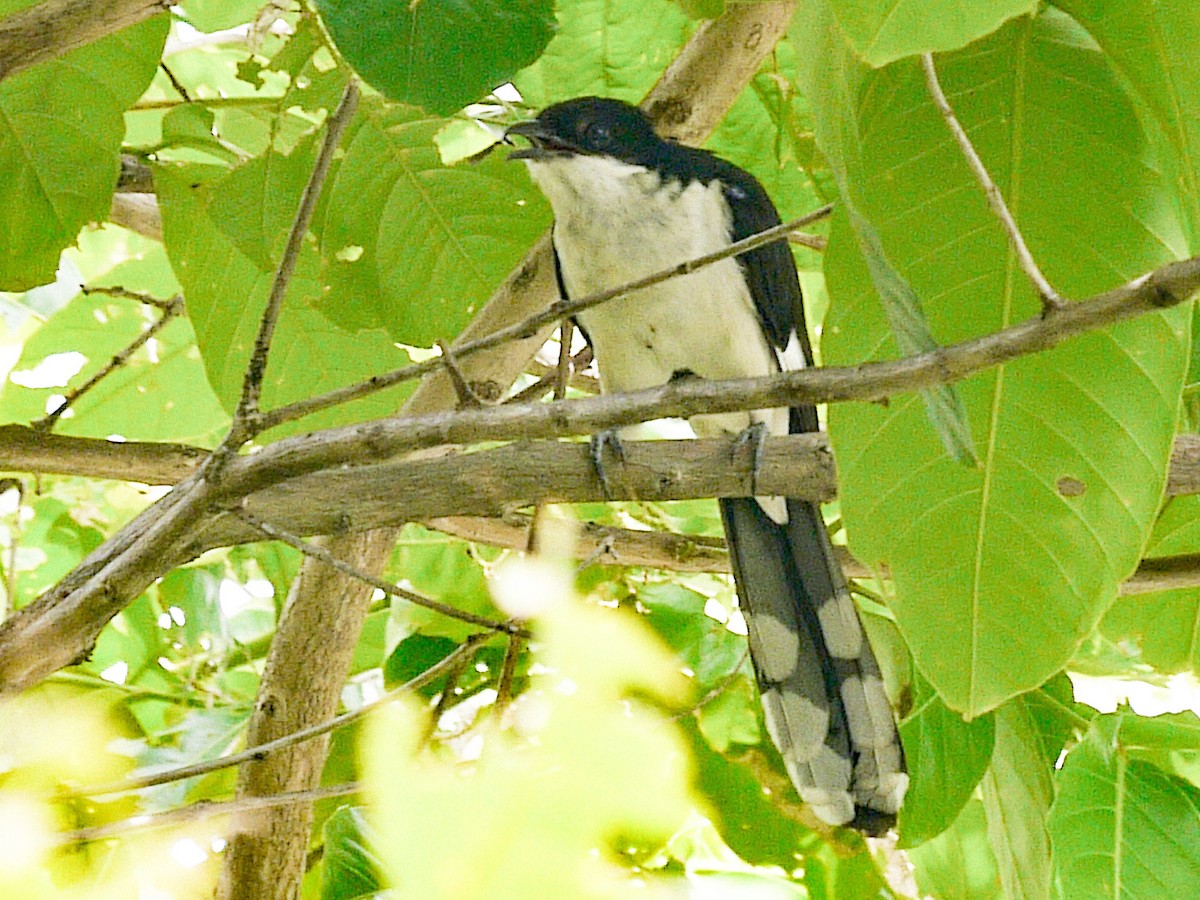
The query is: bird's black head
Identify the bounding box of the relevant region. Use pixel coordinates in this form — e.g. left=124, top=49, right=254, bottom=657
left=506, top=97, right=661, bottom=167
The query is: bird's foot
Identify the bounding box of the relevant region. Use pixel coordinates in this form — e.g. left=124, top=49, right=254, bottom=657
left=589, top=429, right=626, bottom=500
left=732, top=422, right=770, bottom=496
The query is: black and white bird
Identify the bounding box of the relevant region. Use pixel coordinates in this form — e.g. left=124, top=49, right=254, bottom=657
left=506, top=96, right=906, bottom=832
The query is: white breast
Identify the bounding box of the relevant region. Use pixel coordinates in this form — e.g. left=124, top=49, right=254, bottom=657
left=526, top=155, right=796, bottom=440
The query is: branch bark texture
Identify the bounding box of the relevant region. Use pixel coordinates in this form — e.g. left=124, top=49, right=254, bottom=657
left=0, top=0, right=167, bottom=83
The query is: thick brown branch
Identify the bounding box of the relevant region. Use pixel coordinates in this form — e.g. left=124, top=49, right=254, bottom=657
left=217, top=255, right=1200, bottom=502
left=0, top=0, right=167, bottom=84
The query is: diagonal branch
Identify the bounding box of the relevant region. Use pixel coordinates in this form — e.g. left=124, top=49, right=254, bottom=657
left=70, top=633, right=489, bottom=798
left=34, top=295, right=183, bottom=431
left=230, top=79, right=360, bottom=434
left=237, top=511, right=527, bottom=636
left=0, top=0, right=168, bottom=84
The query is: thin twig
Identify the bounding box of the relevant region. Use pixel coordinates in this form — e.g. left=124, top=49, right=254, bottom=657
left=921, top=53, right=1063, bottom=311
left=158, top=61, right=192, bottom=102
left=436, top=339, right=486, bottom=407
left=789, top=230, right=827, bottom=251
left=34, top=296, right=184, bottom=431
left=248, top=205, right=835, bottom=433
left=507, top=347, right=595, bottom=404
left=493, top=632, right=524, bottom=720
left=81, top=285, right=178, bottom=312
left=232, top=79, right=360, bottom=428
left=71, top=633, right=490, bottom=798
left=65, top=781, right=363, bottom=844
left=236, top=510, right=528, bottom=637
left=424, top=644, right=475, bottom=744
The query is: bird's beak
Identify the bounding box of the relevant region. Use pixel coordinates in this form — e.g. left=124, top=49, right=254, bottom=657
left=504, top=119, right=569, bottom=161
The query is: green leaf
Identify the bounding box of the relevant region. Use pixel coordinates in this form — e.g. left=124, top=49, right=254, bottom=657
left=315, top=0, right=556, bottom=115
left=155, top=160, right=414, bottom=437
left=512, top=0, right=690, bottom=107
left=321, top=806, right=384, bottom=900
left=1049, top=718, right=1200, bottom=898
left=315, top=99, right=552, bottom=345
left=799, top=5, right=1191, bottom=716
left=1055, top=0, right=1200, bottom=246
left=898, top=673, right=995, bottom=846
left=1101, top=495, right=1200, bottom=673
left=842, top=200, right=978, bottom=464
left=980, top=697, right=1053, bottom=899
left=177, top=0, right=263, bottom=33
left=382, top=634, right=459, bottom=691
left=1117, top=710, right=1200, bottom=752
left=0, top=9, right=167, bottom=289
left=830, top=0, right=1037, bottom=67
left=0, top=258, right=229, bottom=444
left=909, top=799, right=1002, bottom=900
left=390, top=526, right=504, bottom=641
left=678, top=716, right=808, bottom=870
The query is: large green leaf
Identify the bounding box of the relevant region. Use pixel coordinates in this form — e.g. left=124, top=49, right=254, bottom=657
left=830, top=0, right=1037, bottom=67
left=512, top=0, right=690, bottom=108
left=315, top=99, right=551, bottom=345
left=980, top=698, right=1053, bottom=900
left=1049, top=717, right=1200, bottom=898
left=1055, top=0, right=1200, bottom=245
left=797, top=4, right=1190, bottom=715
left=155, top=159, right=413, bottom=437
left=0, top=247, right=228, bottom=444
left=0, top=6, right=167, bottom=289
left=315, top=0, right=555, bottom=115
left=898, top=673, right=995, bottom=846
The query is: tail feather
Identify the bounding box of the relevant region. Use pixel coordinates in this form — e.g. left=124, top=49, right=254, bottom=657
left=719, top=496, right=907, bottom=832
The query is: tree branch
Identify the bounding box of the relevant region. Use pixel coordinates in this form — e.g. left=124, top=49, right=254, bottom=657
left=216, top=254, right=1200, bottom=504
left=65, top=782, right=363, bottom=845
left=71, top=634, right=487, bottom=798
left=0, top=0, right=168, bottom=84
left=237, top=510, right=526, bottom=636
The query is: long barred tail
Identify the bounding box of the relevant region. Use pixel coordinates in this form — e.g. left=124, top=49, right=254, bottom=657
left=718, top=496, right=907, bottom=833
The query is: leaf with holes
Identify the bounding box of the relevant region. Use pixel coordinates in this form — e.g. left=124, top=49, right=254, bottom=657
left=0, top=9, right=167, bottom=289
left=315, top=99, right=551, bottom=345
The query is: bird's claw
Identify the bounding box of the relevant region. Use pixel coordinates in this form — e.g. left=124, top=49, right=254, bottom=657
left=589, top=429, right=626, bottom=500
left=733, top=422, right=770, bottom=496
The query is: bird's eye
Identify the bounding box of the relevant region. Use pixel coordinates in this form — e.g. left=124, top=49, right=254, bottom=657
left=584, top=121, right=612, bottom=149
